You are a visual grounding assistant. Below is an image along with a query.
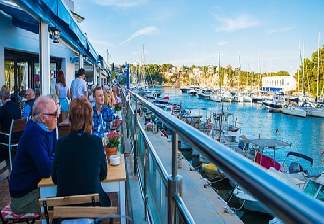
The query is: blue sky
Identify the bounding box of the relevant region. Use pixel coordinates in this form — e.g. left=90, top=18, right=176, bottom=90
left=75, top=0, right=324, bottom=74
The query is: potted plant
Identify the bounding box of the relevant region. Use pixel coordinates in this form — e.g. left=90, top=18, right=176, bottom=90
left=103, top=131, right=120, bottom=157
left=114, top=103, right=122, bottom=118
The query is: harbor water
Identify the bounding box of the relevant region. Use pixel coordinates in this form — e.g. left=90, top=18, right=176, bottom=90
left=162, top=87, right=324, bottom=175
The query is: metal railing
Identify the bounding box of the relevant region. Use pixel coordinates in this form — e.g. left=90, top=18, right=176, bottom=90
left=122, top=89, right=324, bottom=224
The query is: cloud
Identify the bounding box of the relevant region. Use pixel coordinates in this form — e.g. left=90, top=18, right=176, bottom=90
left=266, top=26, right=295, bottom=34
left=214, top=14, right=260, bottom=32
left=93, top=0, right=147, bottom=8
left=217, top=41, right=228, bottom=46
left=120, top=26, right=159, bottom=45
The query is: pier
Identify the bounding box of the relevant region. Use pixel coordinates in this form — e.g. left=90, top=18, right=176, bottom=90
left=140, top=120, right=243, bottom=223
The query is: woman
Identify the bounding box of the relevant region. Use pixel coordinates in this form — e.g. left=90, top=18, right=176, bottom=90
left=103, top=86, right=116, bottom=107
left=56, top=71, right=69, bottom=122
left=52, top=97, right=110, bottom=206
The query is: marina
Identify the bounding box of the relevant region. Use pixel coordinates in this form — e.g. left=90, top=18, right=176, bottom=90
left=0, top=1, right=324, bottom=224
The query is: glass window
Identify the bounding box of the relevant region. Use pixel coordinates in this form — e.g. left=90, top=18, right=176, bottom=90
left=4, top=60, right=14, bottom=93
left=17, top=62, right=28, bottom=92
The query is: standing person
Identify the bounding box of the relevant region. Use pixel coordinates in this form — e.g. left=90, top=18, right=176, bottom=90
left=92, top=86, right=115, bottom=138
left=56, top=70, right=69, bottom=121
left=70, top=68, right=87, bottom=99
left=9, top=96, right=58, bottom=214
left=52, top=97, right=110, bottom=206
left=22, top=88, right=36, bottom=119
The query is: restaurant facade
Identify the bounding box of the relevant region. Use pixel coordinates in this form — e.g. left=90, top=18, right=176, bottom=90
left=0, top=0, right=108, bottom=96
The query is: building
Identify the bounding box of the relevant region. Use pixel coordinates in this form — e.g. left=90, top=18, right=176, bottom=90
left=261, top=75, right=296, bottom=92
left=0, top=0, right=108, bottom=96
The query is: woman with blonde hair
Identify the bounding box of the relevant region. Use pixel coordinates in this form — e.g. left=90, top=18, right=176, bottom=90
left=52, top=97, right=110, bottom=206
left=103, top=86, right=116, bottom=107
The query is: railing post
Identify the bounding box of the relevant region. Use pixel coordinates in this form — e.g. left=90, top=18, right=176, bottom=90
left=172, top=131, right=178, bottom=179
left=143, top=141, right=149, bottom=220
left=133, top=100, right=138, bottom=175
left=168, top=131, right=180, bottom=224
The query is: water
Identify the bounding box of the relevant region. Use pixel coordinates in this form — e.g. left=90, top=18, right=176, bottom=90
left=162, top=88, right=324, bottom=175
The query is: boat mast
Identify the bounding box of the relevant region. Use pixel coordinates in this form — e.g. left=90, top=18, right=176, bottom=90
left=317, top=32, right=320, bottom=101
left=238, top=55, right=241, bottom=91
left=299, top=42, right=305, bottom=96
left=218, top=52, right=221, bottom=90
left=142, top=44, right=145, bottom=85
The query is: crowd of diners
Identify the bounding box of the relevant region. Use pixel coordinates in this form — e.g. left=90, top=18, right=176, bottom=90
left=0, top=68, right=122, bottom=214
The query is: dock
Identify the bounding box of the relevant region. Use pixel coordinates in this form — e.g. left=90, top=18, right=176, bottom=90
left=140, top=121, right=243, bottom=224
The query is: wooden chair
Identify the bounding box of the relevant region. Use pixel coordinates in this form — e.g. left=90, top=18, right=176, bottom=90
left=0, top=119, right=26, bottom=170
left=0, top=160, right=40, bottom=224
left=39, top=194, right=118, bottom=224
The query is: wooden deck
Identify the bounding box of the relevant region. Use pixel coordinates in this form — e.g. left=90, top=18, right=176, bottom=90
left=141, top=120, right=243, bottom=224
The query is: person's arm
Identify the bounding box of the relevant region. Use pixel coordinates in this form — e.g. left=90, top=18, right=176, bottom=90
left=26, top=133, right=54, bottom=178
left=67, top=87, right=71, bottom=100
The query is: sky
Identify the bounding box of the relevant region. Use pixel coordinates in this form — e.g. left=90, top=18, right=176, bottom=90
left=75, top=0, right=324, bottom=74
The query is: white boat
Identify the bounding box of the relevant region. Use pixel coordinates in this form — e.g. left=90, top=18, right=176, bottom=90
left=282, top=106, right=306, bottom=117
left=243, top=96, right=252, bottom=103
left=221, top=92, right=232, bottom=102
left=269, top=172, right=324, bottom=224
left=210, top=94, right=221, bottom=102
left=307, top=107, right=324, bottom=118
left=188, top=89, right=197, bottom=96
left=302, top=103, right=324, bottom=118
left=233, top=167, right=308, bottom=214
left=233, top=140, right=312, bottom=214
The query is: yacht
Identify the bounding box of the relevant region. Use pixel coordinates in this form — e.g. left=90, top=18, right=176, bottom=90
left=282, top=105, right=306, bottom=118
left=301, top=103, right=324, bottom=118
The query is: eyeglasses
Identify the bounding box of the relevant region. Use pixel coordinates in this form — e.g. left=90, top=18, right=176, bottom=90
left=43, top=109, right=59, bottom=118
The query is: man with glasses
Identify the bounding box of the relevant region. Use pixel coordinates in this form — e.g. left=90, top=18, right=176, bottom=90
left=9, top=96, right=58, bottom=214
left=22, top=88, right=36, bottom=119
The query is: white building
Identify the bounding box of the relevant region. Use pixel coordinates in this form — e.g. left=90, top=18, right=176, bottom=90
left=261, top=76, right=296, bottom=92
left=0, top=0, right=108, bottom=96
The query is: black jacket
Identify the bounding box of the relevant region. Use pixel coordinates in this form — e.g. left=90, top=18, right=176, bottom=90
left=0, top=100, right=21, bottom=132
left=52, top=131, right=110, bottom=206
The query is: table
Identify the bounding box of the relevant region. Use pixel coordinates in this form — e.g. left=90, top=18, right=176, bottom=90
left=38, top=154, right=127, bottom=224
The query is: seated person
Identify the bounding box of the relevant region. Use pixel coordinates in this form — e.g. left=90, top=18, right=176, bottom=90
left=0, top=89, right=21, bottom=132
left=22, top=88, right=36, bottom=119
left=92, top=86, right=115, bottom=138
left=0, top=88, right=21, bottom=161
left=52, top=98, right=110, bottom=206
left=9, top=96, right=58, bottom=214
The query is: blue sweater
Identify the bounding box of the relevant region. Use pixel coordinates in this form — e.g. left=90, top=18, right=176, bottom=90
left=9, top=120, right=56, bottom=197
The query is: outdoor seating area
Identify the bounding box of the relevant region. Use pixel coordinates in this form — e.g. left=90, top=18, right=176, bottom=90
left=0, top=83, right=127, bottom=224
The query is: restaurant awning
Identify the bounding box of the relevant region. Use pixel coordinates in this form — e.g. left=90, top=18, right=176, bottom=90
left=0, top=1, right=38, bottom=34
left=12, top=0, right=100, bottom=64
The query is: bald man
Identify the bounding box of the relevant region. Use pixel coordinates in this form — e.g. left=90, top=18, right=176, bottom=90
left=9, top=96, right=58, bottom=214
left=22, top=88, right=36, bottom=118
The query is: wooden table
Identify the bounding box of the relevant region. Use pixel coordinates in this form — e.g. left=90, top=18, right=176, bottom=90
left=38, top=155, right=127, bottom=224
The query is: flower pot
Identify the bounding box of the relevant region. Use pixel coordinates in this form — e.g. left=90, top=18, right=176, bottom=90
left=105, top=147, right=118, bottom=157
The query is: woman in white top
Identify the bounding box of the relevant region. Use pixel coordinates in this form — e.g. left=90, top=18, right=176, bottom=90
left=56, top=70, right=70, bottom=121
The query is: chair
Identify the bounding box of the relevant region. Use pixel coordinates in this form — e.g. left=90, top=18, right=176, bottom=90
left=39, top=194, right=118, bottom=224
left=0, top=119, right=26, bottom=170
left=0, top=160, right=40, bottom=224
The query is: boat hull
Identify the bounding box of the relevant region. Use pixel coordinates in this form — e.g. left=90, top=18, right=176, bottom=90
left=282, top=107, right=306, bottom=117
